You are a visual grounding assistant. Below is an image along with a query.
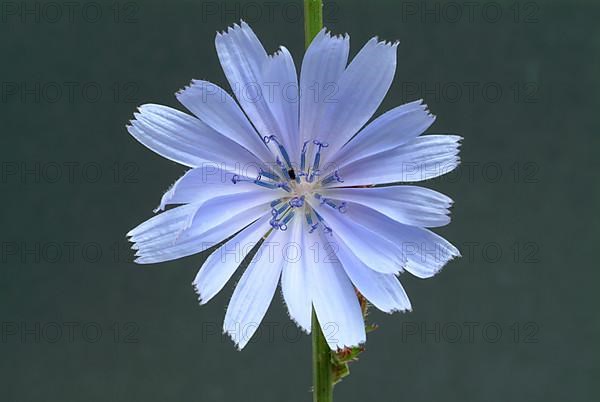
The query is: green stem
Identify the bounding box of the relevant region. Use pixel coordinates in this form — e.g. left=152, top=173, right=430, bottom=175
left=304, top=0, right=323, bottom=48
left=305, top=2, right=330, bottom=401
left=312, top=310, right=333, bottom=402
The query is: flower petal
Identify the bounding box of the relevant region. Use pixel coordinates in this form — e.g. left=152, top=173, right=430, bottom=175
left=328, top=99, right=435, bottom=168
left=318, top=38, right=398, bottom=164
left=261, top=47, right=300, bottom=165
left=133, top=204, right=270, bottom=265
left=127, top=104, right=262, bottom=169
left=224, top=227, right=287, bottom=349
left=176, top=80, right=273, bottom=163
left=321, top=185, right=453, bottom=228
left=309, top=230, right=366, bottom=350
left=299, top=29, right=349, bottom=152
left=156, top=166, right=263, bottom=211
left=131, top=191, right=280, bottom=263
left=127, top=203, right=199, bottom=243
left=215, top=22, right=289, bottom=160
left=308, top=198, right=406, bottom=274
left=341, top=202, right=460, bottom=278
left=329, top=135, right=462, bottom=186
left=193, top=214, right=271, bottom=305
left=280, top=218, right=312, bottom=332
left=334, top=236, right=411, bottom=313
left=215, top=22, right=268, bottom=103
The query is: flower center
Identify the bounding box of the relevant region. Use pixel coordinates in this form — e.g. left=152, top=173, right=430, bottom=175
left=291, top=180, right=316, bottom=198
left=231, top=136, right=347, bottom=233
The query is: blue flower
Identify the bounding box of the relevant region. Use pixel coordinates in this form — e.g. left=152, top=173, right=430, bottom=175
left=127, top=22, right=461, bottom=350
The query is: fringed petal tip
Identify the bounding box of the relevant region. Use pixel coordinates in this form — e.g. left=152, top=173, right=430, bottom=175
left=425, top=249, right=462, bottom=278
left=416, top=100, right=435, bottom=118
left=132, top=103, right=157, bottom=115
left=216, top=22, right=240, bottom=37
left=320, top=28, right=350, bottom=42
left=191, top=281, right=208, bottom=306
left=175, top=79, right=211, bottom=97
left=215, top=19, right=254, bottom=38
left=304, top=28, right=349, bottom=51
left=388, top=305, right=413, bottom=314
left=125, top=228, right=135, bottom=238
left=438, top=134, right=463, bottom=154
left=432, top=256, right=461, bottom=279
left=175, top=82, right=193, bottom=97
left=370, top=36, right=400, bottom=48
left=221, top=327, right=246, bottom=351
left=269, top=45, right=291, bottom=59
left=435, top=134, right=463, bottom=145
left=294, top=321, right=311, bottom=335
left=286, top=313, right=311, bottom=335
left=397, top=98, right=436, bottom=121
left=154, top=175, right=183, bottom=213
left=280, top=293, right=312, bottom=334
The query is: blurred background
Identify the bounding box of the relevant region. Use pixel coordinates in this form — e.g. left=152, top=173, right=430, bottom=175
left=1, top=0, right=598, bottom=401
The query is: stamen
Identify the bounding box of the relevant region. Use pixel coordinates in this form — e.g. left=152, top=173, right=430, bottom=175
left=276, top=182, right=292, bottom=192
left=279, top=211, right=295, bottom=231
left=305, top=140, right=328, bottom=183
left=265, top=135, right=293, bottom=170
left=254, top=179, right=279, bottom=189
left=324, top=199, right=336, bottom=208
left=314, top=194, right=347, bottom=213
left=289, top=196, right=305, bottom=208
left=321, top=170, right=344, bottom=185
left=270, top=205, right=294, bottom=231
left=300, top=140, right=309, bottom=172
left=311, top=140, right=328, bottom=172
left=314, top=210, right=332, bottom=235
left=305, top=209, right=319, bottom=233
left=271, top=204, right=288, bottom=217
left=270, top=198, right=285, bottom=208
left=260, top=168, right=280, bottom=181
left=231, top=174, right=254, bottom=184
left=276, top=157, right=292, bottom=181
left=296, top=170, right=307, bottom=181
left=232, top=173, right=280, bottom=190
left=305, top=209, right=313, bottom=225
left=269, top=217, right=280, bottom=229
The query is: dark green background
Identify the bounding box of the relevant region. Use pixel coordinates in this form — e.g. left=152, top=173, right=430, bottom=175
left=1, top=0, right=598, bottom=401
